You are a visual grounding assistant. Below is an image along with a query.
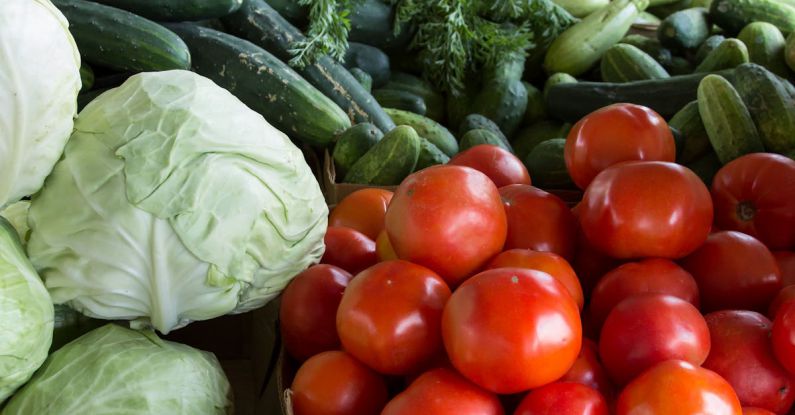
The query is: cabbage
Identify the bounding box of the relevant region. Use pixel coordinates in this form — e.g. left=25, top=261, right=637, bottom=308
left=0, top=0, right=81, bottom=208
left=28, top=70, right=327, bottom=334
left=0, top=217, right=53, bottom=403
left=0, top=201, right=30, bottom=246
left=2, top=324, right=233, bottom=414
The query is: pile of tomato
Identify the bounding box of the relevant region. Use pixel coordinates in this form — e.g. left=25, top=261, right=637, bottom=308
left=280, top=104, right=795, bottom=415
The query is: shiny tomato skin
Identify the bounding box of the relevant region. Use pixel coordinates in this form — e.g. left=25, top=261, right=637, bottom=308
left=291, top=351, right=388, bottom=415
left=442, top=268, right=582, bottom=394
left=579, top=161, right=713, bottom=259
left=486, top=249, right=583, bottom=310
left=775, top=251, right=795, bottom=287
left=514, top=382, right=609, bottom=415
left=711, top=153, right=795, bottom=250
left=703, top=310, right=795, bottom=414
left=559, top=339, right=615, bottom=401
left=329, top=188, right=393, bottom=240
left=564, top=103, right=675, bottom=189
left=280, top=265, right=352, bottom=361
left=448, top=144, right=532, bottom=188
left=772, top=302, right=795, bottom=377
left=385, top=165, right=507, bottom=286
left=599, top=294, right=710, bottom=385
left=588, top=258, right=700, bottom=331
left=769, top=285, right=795, bottom=320
left=375, top=229, right=398, bottom=262
left=616, top=360, right=742, bottom=415
left=499, top=185, right=579, bottom=261
left=682, top=231, right=782, bottom=312
left=743, top=408, right=777, bottom=415
left=382, top=368, right=504, bottom=415
left=320, top=226, right=378, bottom=275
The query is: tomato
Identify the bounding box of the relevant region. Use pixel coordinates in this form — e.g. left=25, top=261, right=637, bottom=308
left=564, top=103, right=675, bottom=189
left=448, top=144, right=531, bottom=188
left=559, top=339, right=615, bottom=401
left=486, top=249, right=583, bottom=310
left=442, top=268, right=581, bottom=394
left=743, top=408, right=777, bottom=415
left=320, top=226, right=378, bottom=274
left=329, top=188, right=393, bottom=240
left=682, top=231, right=782, bottom=312
left=772, top=302, right=795, bottom=376
left=375, top=229, right=397, bottom=261
left=499, top=185, right=579, bottom=261
left=599, top=294, right=710, bottom=385
left=291, top=350, right=388, bottom=415
left=579, top=161, right=713, bottom=259
left=385, top=165, right=507, bottom=286
left=769, top=285, right=795, bottom=320
left=514, top=382, right=609, bottom=415
left=280, top=265, right=352, bottom=360
left=711, top=153, right=795, bottom=250
left=336, top=260, right=451, bottom=375
left=774, top=251, right=795, bottom=287
left=616, top=360, right=742, bottom=415
left=588, top=258, right=700, bottom=331
left=703, top=311, right=795, bottom=414
left=382, top=368, right=504, bottom=415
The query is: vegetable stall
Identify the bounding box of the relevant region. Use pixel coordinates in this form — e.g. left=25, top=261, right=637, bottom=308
left=1, top=0, right=794, bottom=414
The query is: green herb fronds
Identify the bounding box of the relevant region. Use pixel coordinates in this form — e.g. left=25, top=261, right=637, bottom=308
left=289, top=0, right=362, bottom=68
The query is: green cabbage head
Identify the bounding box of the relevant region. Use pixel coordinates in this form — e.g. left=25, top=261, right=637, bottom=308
left=2, top=324, right=232, bottom=414
left=28, top=70, right=328, bottom=334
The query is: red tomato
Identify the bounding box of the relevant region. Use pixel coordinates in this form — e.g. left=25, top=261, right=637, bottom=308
left=616, top=360, right=742, bottom=415
left=772, top=302, right=795, bottom=376
left=579, top=161, right=713, bottom=259
left=559, top=339, right=615, bottom=401
left=599, top=294, right=710, bottom=385
left=442, top=268, right=581, bottom=394
left=382, top=368, right=504, bottom=415
left=588, top=258, right=700, bottom=331
left=448, top=144, right=531, bottom=188
left=291, top=351, right=388, bottom=415
left=320, top=227, right=378, bottom=274
left=499, top=185, right=579, bottom=261
left=703, top=311, right=795, bottom=414
left=743, top=408, right=777, bottom=415
left=336, top=260, right=451, bottom=375
left=280, top=265, right=352, bottom=360
left=775, top=251, right=795, bottom=287
left=711, top=153, right=795, bottom=250
left=564, top=103, right=675, bottom=189
left=682, top=231, right=782, bottom=312
left=385, top=165, right=507, bottom=286
left=329, top=189, right=393, bottom=240
left=486, top=249, right=584, bottom=310
left=514, top=382, right=609, bottom=415
left=769, top=285, right=795, bottom=320
left=374, top=229, right=397, bottom=261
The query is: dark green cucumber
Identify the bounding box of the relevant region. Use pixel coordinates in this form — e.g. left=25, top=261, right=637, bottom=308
left=384, top=108, right=458, bottom=157
left=460, top=129, right=513, bottom=153
left=732, top=64, right=795, bottom=153
left=51, top=0, right=190, bottom=72
left=79, top=62, right=94, bottom=93
left=649, top=0, right=694, bottom=18
left=373, top=89, right=427, bottom=116
left=91, top=0, right=242, bottom=21
left=669, top=101, right=711, bottom=164
left=737, top=22, right=790, bottom=78
left=511, top=121, right=572, bottom=161
left=686, top=151, right=722, bottom=185
left=264, top=0, right=307, bottom=24
left=524, top=139, right=576, bottom=189
left=620, top=34, right=675, bottom=68
left=709, top=0, right=795, bottom=35
left=343, top=43, right=390, bottom=88
left=694, top=38, right=749, bottom=72
left=544, top=73, right=578, bottom=100
left=349, top=68, right=373, bottom=92
left=333, top=123, right=383, bottom=177
left=221, top=0, right=395, bottom=133
left=344, top=125, right=421, bottom=185
left=471, top=79, right=528, bottom=138
left=694, top=35, right=726, bottom=63
left=658, top=8, right=711, bottom=50
left=697, top=74, right=764, bottom=163
left=415, top=138, right=450, bottom=171
left=601, top=44, right=671, bottom=83
left=668, top=56, right=695, bottom=75
left=168, top=23, right=349, bottom=147
left=458, top=114, right=510, bottom=148
left=522, top=82, right=547, bottom=125
left=384, top=72, right=446, bottom=122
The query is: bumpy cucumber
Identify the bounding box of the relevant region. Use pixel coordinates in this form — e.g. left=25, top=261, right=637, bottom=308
left=344, top=125, right=421, bottom=185
left=384, top=108, right=459, bottom=157
left=732, top=63, right=795, bottom=154
left=333, top=123, right=383, bottom=176
left=460, top=129, right=513, bottom=153
left=694, top=38, right=749, bottom=72
left=601, top=44, right=671, bottom=82
left=738, top=22, right=790, bottom=78
left=658, top=7, right=711, bottom=50
left=669, top=101, right=711, bottom=164
left=709, top=0, right=795, bottom=35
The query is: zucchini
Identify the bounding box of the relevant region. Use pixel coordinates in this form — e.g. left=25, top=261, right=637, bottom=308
left=384, top=72, right=446, bottom=123
left=373, top=89, right=427, bottom=116
left=658, top=8, right=711, bottom=50
left=511, top=121, right=572, bottom=161
left=384, top=108, right=459, bottom=157
left=343, top=42, right=390, bottom=88
left=349, top=68, right=373, bottom=92
left=620, top=34, right=675, bottom=68
left=90, top=0, right=242, bottom=21
left=694, top=38, right=749, bottom=72
left=460, top=129, right=513, bottom=153
left=416, top=139, right=450, bottom=171
left=553, top=0, right=610, bottom=17
left=525, top=139, right=576, bottom=189
left=522, top=82, right=547, bottom=125
left=789, top=32, right=795, bottom=71
left=738, top=22, right=790, bottom=78
left=694, top=35, right=726, bottom=64
left=669, top=101, right=711, bottom=164
left=167, top=23, right=350, bottom=148
left=79, top=62, right=94, bottom=93
left=697, top=74, right=764, bottom=163
left=459, top=114, right=510, bottom=147
left=333, top=123, right=384, bottom=177
left=600, top=44, right=671, bottom=82
left=51, top=0, right=190, bottom=72
left=471, top=79, right=529, bottom=138
left=221, top=0, right=395, bottom=133
left=344, top=125, right=421, bottom=185
left=732, top=64, right=795, bottom=154
left=709, top=0, right=795, bottom=35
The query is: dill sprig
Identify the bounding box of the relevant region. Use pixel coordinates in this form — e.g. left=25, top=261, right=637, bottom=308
left=289, top=0, right=362, bottom=68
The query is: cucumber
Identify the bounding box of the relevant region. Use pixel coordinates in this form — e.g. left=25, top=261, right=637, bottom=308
left=416, top=138, right=450, bottom=171
left=221, top=0, right=395, bottom=133
left=694, top=35, right=727, bottom=64
left=384, top=108, right=459, bottom=157
left=669, top=101, right=711, bottom=164
left=522, top=82, right=547, bottom=125
left=168, top=23, right=350, bottom=147
left=486, top=54, right=526, bottom=83
left=658, top=8, right=711, bottom=50
left=553, top=0, right=610, bottom=17
left=79, top=62, right=94, bottom=93
left=343, top=42, right=391, bottom=88
left=738, top=22, right=790, bottom=78
left=686, top=151, right=723, bottom=185
left=601, top=44, right=671, bottom=82
left=732, top=64, right=795, bottom=154
left=460, top=129, right=513, bottom=153
left=373, top=89, right=427, bottom=116
left=697, top=74, right=764, bottom=163
left=471, top=79, right=529, bottom=138
left=344, top=125, right=421, bottom=185
left=458, top=114, right=510, bottom=147
left=91, top=0, right=242, bottom=21
left=788, top=32, right=795, bottom=71
left=384, top=72, right=446, bottom=122
left=649, top=0, right=694, bottom=18
left=511, top=121, right=572, bottom=160
left=524, top=139, right=576, bottom=189
left=709, top=0, right=795, bottom=35
left=51, top=0, right=190, bottom=72
left=349, top=68, right=373, bottom=92
left=264, top=0, right=306, bottom=24
left=544, top=73, right=578, bottom=100
left=669, top=56, right=695, bottom=74
left=333, top=123, right=383, bottom=176
left=620, top=34, right=675, bottom=67
left=694, top=38, right=749, bottom=72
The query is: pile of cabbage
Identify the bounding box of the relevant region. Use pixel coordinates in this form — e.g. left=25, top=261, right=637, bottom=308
left=0, top=0, right=327, bottom=412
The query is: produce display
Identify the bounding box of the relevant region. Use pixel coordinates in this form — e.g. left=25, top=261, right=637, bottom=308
left=2, top=0, right=795, bottom=413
